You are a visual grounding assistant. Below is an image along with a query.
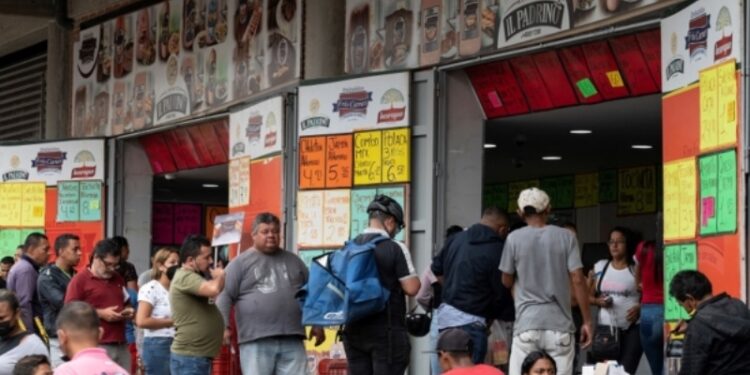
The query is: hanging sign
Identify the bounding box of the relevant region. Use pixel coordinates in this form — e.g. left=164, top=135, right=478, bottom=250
left=229, top=96, right=284, bottom=160
left=660, top=0, right=742, bottom=92
left=298, top=72, right=410, bottom=136
left=507, top=180, right=540, bottom=213
left=228, top=157, right=251, bottom=207
left=617, top=166, right=657, bottom=216
left=483, top=184, right=509, bottom=213
left=698, top=149, right=737, bottom=235
left=540, top=176, right=573, bottom=209
left=663, top=159, right=697, bottom=240
left=322, top=189, right=351, bottom=247
left=497, top=0, right=571, bottom=49
left=664, top=243, right=697, bottom=321
left=574, top=173, right=599, bottom=208
left=598, top=170, right=618, bottom=203
left=297, top=190, right=325, bottom=248
left=0, top=140, right=105, bottom=185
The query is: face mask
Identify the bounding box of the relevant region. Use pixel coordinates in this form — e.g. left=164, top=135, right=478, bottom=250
left=0, top=320, right=15, bottom=337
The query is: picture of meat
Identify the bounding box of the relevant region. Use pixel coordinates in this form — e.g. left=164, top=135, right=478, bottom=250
left=136, top=8, right=157, bottom=65
left=113, top=15, right=135, bottom=78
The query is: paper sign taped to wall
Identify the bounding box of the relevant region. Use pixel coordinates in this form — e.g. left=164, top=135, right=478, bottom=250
left=0, top=184, right=23, bottom=227
left=663, top=159, right=696, bottom=240
left=664, top=243, right=697, bottom=321
left=297, top=191, right=324, bottom=248
left=354, top=131, right=383, bottom=185
left=381, top=128, right=410, bottom=183
left=299, top=137, right=326, bottom=189
left=325, top=135, right=353, bottom=188
left=21, top=183, right=46, bottom=228
left=322, top=190, right=351, bottom=247
left=350, top=188, right=377, bottom=239
left=57, top=181, right=81, bottom=222
left=79, top=181, right=102, bottom=221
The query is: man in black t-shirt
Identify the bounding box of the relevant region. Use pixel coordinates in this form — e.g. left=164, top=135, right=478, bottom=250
left=343, top=195, right=420, bottom=375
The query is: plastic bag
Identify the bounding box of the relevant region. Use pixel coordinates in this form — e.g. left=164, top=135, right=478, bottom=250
left=485, top=320, right=512, bottom=365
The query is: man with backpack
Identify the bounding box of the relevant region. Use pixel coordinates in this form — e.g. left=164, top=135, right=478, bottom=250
left=341, top=195, right=420, bottom=375
left=217, top=213, right=324, bottom=375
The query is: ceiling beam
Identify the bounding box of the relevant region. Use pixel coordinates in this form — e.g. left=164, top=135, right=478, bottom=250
left=0, top=0, right=56, bottom=18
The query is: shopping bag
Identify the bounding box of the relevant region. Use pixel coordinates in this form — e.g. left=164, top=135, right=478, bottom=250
left=485, top=320, right=511, bottom=365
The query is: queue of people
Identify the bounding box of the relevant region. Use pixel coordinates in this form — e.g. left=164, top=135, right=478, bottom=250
left=0, top=189, right=749, bottom=375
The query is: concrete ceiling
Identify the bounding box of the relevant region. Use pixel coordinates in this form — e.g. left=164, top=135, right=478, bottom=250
left=153, top=164, right=228, bottom=204
left=484, top=94, right=662, bottom=183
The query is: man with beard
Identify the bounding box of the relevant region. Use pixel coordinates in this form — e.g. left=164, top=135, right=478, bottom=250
left=65, top=239, right=134, bottom=370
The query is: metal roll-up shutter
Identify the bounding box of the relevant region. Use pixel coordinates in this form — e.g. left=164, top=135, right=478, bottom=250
left=0, top=47, right=46, bottom=141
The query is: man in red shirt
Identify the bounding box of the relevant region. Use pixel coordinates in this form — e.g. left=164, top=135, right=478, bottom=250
left=433, top=328, right=505, bottom=375
left=65, top=238, right=134, bottom=370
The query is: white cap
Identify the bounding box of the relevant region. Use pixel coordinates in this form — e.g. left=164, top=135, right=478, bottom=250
left=517, top=187, right=550, bottom=213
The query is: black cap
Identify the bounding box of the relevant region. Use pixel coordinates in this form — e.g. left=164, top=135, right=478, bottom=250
left=366, top=194, right=405, bottom=227
left=424, top=328, right=473, bottom=353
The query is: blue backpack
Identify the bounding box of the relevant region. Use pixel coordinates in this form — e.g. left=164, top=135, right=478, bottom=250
left=298, top=235, right=390, bottom=326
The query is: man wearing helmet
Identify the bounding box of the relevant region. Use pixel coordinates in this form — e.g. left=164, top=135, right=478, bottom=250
left=342, top=194, right=420, bottom=375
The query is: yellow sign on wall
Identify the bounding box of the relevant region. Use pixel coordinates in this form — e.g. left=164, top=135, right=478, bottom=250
left=507, top=180, right=540, bottom=213
left=663, top=158, right=697, bottom=240
left=21, top=183, right=46, bottom=228
left=700, top=60, right=737, bottom=151
left=574, top=173, right=599, bottom=208
left=353, top=131, right=382, bottom=185
left=381, top=128, right=410, bottom=183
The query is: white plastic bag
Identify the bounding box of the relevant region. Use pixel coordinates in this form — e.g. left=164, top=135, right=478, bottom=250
left=485, top=320, right=512, bottom=365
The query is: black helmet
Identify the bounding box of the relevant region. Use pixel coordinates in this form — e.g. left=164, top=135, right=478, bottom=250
left=366, top=195, right=404, bottom=228
left=405, top=307, right=431, bottom=337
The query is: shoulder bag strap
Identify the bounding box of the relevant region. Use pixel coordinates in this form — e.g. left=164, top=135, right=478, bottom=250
left=597, top=261, right=611, bottom=294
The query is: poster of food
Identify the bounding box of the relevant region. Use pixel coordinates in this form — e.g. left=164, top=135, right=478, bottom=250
left=72, top=0, right=301, bottom=137
left=345, top=0, right=419, bottom=73
left=573, top=0, right=666, bottom=27
left=497, top=0, right=571, bottom=49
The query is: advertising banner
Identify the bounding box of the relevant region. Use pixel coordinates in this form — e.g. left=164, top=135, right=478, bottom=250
left=298, top=72, right=410, bottom=136
left=0, top=140, right=105, bottom=186
left=572, top=0, right=665, bottom=27
left=72, top=0, right=301, bottom=137
left=660, top=0, right=742, bottom=92
left=497, top=0, right=571, bottom=49
left=228, top=96, right=284, bottom=160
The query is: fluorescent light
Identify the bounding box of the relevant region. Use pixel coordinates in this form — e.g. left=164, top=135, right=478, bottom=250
left=484, top=143, right=497, bottom=149
left=542, top=156, right=562, bottom=161
left=202, top=183, right=219, bottom=188
left=631, top=145, right=653, bottom=150
left=569, top=129, right=592, bottom=134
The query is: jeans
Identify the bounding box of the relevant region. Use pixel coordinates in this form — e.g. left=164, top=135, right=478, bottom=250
left=170, top=352, right=212, bottom=375
left=343, top=327, right=410, bottom=375
left=428, top=317, right=440, bottom=374
left=509, top=330, right=574, bottom=375
left=454, top=322, right=488, bottom=364
left=239, top=336, right=307, bottom=375
left=143, top=336, right=173, bottom=375
left=640, top=304, right=664, bottom=375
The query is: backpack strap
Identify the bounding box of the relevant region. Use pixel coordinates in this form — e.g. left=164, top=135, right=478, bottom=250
left=597, top=261, right=611, bottom=294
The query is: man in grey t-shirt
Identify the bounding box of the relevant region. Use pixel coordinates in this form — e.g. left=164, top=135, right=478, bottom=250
left=499, top=188, right=592, bottom=375
left=216, top=213, right=324, bottom=375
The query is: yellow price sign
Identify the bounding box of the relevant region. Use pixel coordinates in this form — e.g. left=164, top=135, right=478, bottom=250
left=606, top=70, right=625, bottom=88
left=699, top=67, right=719, bottom=151
left=716, top=60, right=737, bottom=147
left=0, top=184, right=23, bottom=227
left=21, top=183, right=46, bottom=228
left=382, top=128, right=410, bottom=183
left=353, top=131, right=382, bottom=185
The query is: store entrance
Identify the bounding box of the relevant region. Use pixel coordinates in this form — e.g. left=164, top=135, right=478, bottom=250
left=118, top=118, right=230, bottom=275
left=483, top=94, right=661, bottom=253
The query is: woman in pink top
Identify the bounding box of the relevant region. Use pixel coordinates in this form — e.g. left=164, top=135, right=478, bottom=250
left=634, top=240, right=664, bottom=375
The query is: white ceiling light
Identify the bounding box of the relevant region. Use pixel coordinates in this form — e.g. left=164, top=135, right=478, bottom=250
left=631, top=145, right=653, bottom=150
left=202, top=183, right=219, bottom=188
left=541, top=156, right=562, bottom=161
left=569, top=129, right=592, bottom=134
left=484, top=143, right=497, bottom=149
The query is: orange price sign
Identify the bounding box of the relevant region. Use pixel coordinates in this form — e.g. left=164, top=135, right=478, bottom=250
left=325, top=134, right=353, bottom=188
left=299, top=136, right=326, bottom=189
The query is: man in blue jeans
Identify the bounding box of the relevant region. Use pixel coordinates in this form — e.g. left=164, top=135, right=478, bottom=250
left=217, top=213, right=325, bottom=375
left=431, top=206, right=515, bottom=363
left=170, top=235, right=226, bottom=375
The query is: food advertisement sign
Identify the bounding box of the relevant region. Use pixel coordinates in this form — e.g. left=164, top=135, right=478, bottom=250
left=72, top=0, right=301, bottom=137
left=660, top=0, right=742, bottom=92
left=0, top=140, right=105, bottom=186
left=229, top=96, right=284, bottom=160
left=298, top=72, right=410, bottom=137
left=572, top=0, right=665, bottom=27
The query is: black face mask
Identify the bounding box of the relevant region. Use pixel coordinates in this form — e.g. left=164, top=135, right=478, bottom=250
left=0, top=320, right=15, bottom=337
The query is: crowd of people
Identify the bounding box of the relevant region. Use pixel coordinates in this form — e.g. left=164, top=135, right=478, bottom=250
left=0, top=190, right=748, bottom=375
